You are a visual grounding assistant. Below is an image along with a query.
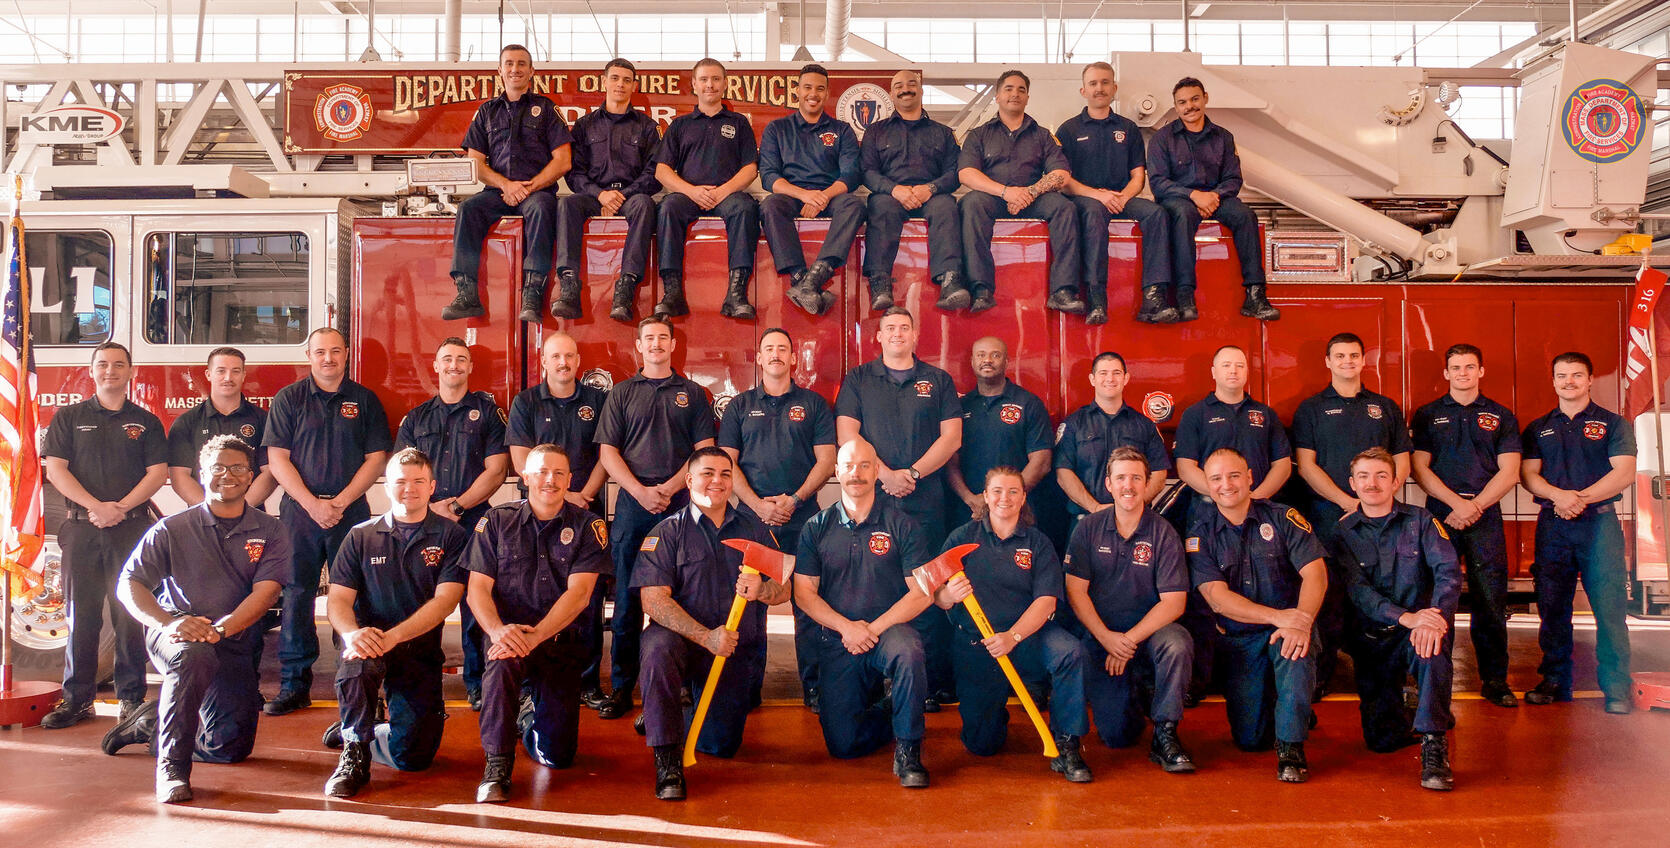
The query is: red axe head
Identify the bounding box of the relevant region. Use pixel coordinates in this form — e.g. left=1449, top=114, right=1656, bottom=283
left=721, top=538, right=793, bottom=584
left=911, top=543, right=979, bottom=596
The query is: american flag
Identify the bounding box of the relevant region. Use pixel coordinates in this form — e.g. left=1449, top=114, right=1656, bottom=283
left=1, top=188, right=44, bottom=596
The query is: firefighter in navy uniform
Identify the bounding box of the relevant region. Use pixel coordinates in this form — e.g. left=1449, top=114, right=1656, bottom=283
left=1058, top=62, right=1173, bottom=325
left=322, top=449, right=471, bottom=798
left=1410, top=343, right=1522, bottom=709
left=718, top=328, right=836, bottom=711
left=936, top=467, right=1092, bottom=784
left=393, top=337, right=509, bottom=710
left=107, top=436, right=288, bottom=804
left=1520, top=351, right=1637, bottom=714
left=594, top=316, right=716, bottom=719
left=945, top=336, right=1053, bottom=529
left=465, top=444, right=610, bottom=803
left=634, top=448, right=788, bottom=800
left=1331, top=447, right=1460, bottom=792
left=957, top=70, right=1081, bottom=315
left=506, top=330, right=611, bottom=707
left=262, top=328, right=392, bottom=716
left=558, top=57, right=662, bottom=323
left=760, top=64, right=864, bottom=318
left=1063, top=447, right=1195, bottom=774
left=40, top=341, right=167, bottom=731
left=1187, top=448, right=1326, bottom=783
left=445, top=43, right=574, bottom=323
left=653, top=57, right=761, bottom=319
left=1055, top=352, right=1171, bottom=517
left=167, top=347, right=276, bottom=509
left=793, top=439, right=937, bottom=787
left=860, top=69, right=962, bottom=312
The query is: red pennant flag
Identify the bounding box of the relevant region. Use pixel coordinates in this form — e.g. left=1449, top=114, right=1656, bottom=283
left=1623, top=259, right=1670, bottom=422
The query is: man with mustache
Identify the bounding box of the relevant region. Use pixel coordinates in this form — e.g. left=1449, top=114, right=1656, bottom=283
left=167, top=347, right=275, bottom=509
left=860, top=69, right=962, bottom=312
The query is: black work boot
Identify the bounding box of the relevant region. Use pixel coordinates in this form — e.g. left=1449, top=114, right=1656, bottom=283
left=1419, top=732, right=1453, bottom=791
left=1045, top=288, right=1087, bottom=315
left=892, top=739, right=929, bottom=788
left=653, top=744, right=686, bottom=801
left=41, top=698, right=93, bottom=730
left=1149, top=720, right=1196, bottom=773
left=609, top=274, right=640, bottom=323
left=867, top=276, right=895, bottom=311
left=1049, top=734, right=1093, bottom=783
left=654, top=271, right=689, bottom=318
left=1480, top=680, right=1518, bottom=709
left=1241, top=284, right=1281, bottom=321
left=551, top=268, right=583, bottom=319
left=324, top=740, right=372, bottom=798
left=157, top=758, right=193, bottom=804
left=518, top=270, right=548, bottom=324
left=1174, top=287, right=1198, bottom=322
left=720, top=268, right=756, bottom=319
left=264, top=687, right=311, bottom=716
left=1275, top=740, right=1309, bottom=783
left=321, top=720, right=344, bottom=749
left=102, top=699, right=157, bottom=755
left=1524, top=678, right=1570, bottom=705
left=934, top=271, right=971, bottom=310
left=476, top=753, right=514, bottom=803
left=969, top=286, right=997, bottom=314
left=1135, top=286, right=1179, bottom=324
left=441, top=273, right=486, bottom=320
left=787, top=266, right=826, bottom=316
left=1085, top=286, right=1110, bottom=325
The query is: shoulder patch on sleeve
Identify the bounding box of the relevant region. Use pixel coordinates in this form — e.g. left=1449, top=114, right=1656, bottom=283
left=1185, top=537, right=1201, bottom=553
left=498, top=407, right=509, bottom=424
left=1431, top=517, right=1450, bottom=541
left=1285, top=508, right=1313, bottom=533
left=640, top=536, right=660, bottom=552
left=474, top=516, right=490, bottom=533
left=592, top=518, right=608, bottom=548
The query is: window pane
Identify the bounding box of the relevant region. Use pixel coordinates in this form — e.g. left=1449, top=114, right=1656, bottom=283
left=146, top=232, right=309, bottom=346
left=26, top=230, right=113, bottom=346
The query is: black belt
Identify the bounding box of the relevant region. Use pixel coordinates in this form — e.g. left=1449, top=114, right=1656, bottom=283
left=66, top=506, right=143, bottom=523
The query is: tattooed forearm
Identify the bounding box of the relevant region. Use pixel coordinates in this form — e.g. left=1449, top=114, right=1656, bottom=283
left=1028, top=172, right=1066, bottom=197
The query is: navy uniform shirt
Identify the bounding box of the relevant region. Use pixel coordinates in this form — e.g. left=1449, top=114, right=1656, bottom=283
left=567, top=106, right=661, bottom=197
left=653, top=108, right=757, bottom=187
left=1054, top=402, right=1172, bottom=514
left=1291, top=386, right=1412, bottom=494
left=1411, top=393, right=1522, bottom=518
left=1146, top=116, right=1243, bottom=201
left=957, top=114, right=1071, bottom=187
left=1056, top=108, right=1147, bottom=193
left=631, top=504, right=780, bottom=647
left=941, top=519, right=1063, bottom=634
left=835, top=358, right=960, bottom=477
left=1522, top=402, right=1635, bottom=515
left=464, top=501, right=611, bottom=633
left=42, top=398, right=167, bottom=502
left=796, top=497, right=929, bottom=626
left=461, top=92, right=573, bottom=183
left=594, top=371, right=715, bottom=485
left=263, top=377, right=392, bottom=498
left=1331, top=503, right=1462, bottom=627
left=1186, top=499, right=1326, bottom=637
left=167, top=398, right=267, bottom=471
left=1173, top=393, right=1291, bottom=488
left=506, top=382, right=608, bottom=485
left=759, top=111, right=861, bottom=192
left=1064, top=507, right=1189, bottom=633
left=330, top=511, right=470, bottom=651
left=861, top=113, right=961, bottom=196
left=120, top=502, right=291, bottom=642
left=958, top=381, right=1052, bottom=492
left=717, top=384, right=836, bottom=499
left=395, top=391, right=508, bottom=501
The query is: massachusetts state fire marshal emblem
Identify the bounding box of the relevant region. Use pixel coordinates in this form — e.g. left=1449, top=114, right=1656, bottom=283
left=314, top=83, right=373, bottom=143
left=836, top=83, right=894, bottom=140
left=1562, top=78, right=1646, bottom=164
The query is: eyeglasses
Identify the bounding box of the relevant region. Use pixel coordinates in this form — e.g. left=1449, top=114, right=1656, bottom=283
left=208, top=464, right=253, bottom=476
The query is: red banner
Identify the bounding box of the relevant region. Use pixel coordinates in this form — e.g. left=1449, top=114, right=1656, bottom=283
left=281, top=66, right=900, bottom=155
left=1622, top=259, right=1668, bottom=421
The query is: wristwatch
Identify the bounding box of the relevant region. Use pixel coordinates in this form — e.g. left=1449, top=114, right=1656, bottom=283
left=906, top=467, right=921, bottom=481
left=213, top=624, right=228, bottom=638
left=449, top=501, right=464, bottom=516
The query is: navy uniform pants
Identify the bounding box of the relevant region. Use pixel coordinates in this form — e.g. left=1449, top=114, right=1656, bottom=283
left=1069, top=194, right=1170, bottom=295
left=1449, top=507, right=1512, bottom=687
left=146, top=629, right=261, bottom=773
left=480, top=637, right=586, bottom=767
left=1217, top=628, right=1316, bottom=750
left=278, top=496, right=369, bottom=692
left=1306, top=498, right=1348, bottom=693
left=1346, top=624, right=1454, bottom=752
left=863, top=192, right=961, bottom=282
left=1082, top=621, right=1193, bottom=748
left=890, top=482, right=954, bottom=698
left=656, top=192, right=759, bottom=274
left=774, top=504, right=824, bottom=704
left=640, top=624, right=759, bottom=757
left=59, top=514, right=150, bottom=705
left=335, top=643, right=447, bottom=771
left=815, top=625, right=927, bottom=758
left=609, top=489, right=689, bottom=696
left=556, top=193, right=657, bottom=279
left=959, top=192, right=1079, bottom=297
left=760, top=193, right=865, bottom=275
left=951, top=620, right=1087, bottom=755
left=1158, top=194, right=1264, bottom=291
left=451, top=187, right=558, bottom=278
left=456, top=503, right=492, bottom=698
left=1532, top=507, right=1632, bottom=701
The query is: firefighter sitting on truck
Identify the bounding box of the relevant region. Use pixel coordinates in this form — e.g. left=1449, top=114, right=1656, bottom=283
left=444, top=43, right=574, bottom=324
